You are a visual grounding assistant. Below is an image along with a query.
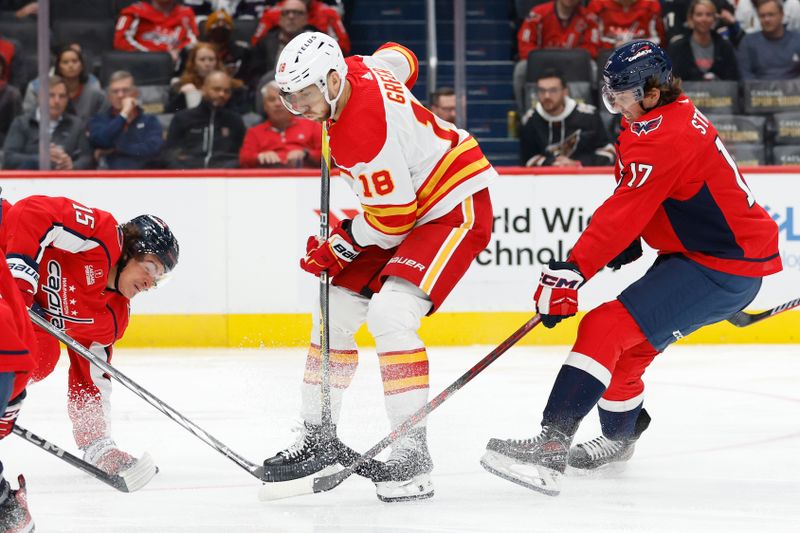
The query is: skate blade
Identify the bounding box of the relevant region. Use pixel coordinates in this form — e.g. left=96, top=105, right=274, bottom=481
left=375, top=473, right=434, bottom=503
left=566, top=460, right=630, bottom=477
left=480, top=450, right=561, bottom=497
left=120, top=452, right=158, bottom=492
left=257, top=464, right=341, bottom=502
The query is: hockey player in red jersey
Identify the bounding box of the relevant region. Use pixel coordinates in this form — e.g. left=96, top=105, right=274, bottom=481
left=114, top=0, right=199, bottom=60
left=0, top=253, right=37, bottom=533
left=262, top=32, right=496, bottom=502
left=250, top=0, right=350, bottom=53
left=481, top=41, right=781, bottom=496
left=0, top=195, right=179, bottom=491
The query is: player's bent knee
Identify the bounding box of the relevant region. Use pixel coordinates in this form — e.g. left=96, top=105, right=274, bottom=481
left=573, top=300, right=650, bottom=365
left=367, top=279, right=431, bottom=339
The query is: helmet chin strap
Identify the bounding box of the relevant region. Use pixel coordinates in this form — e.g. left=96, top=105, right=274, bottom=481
left=324, top=73, right=346, bottom=119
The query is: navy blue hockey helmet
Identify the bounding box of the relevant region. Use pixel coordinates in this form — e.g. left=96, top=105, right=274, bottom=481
left=601, top=40, right=672, bottom=113
left=122, top=215, right=179, bottom=272
left=602, top=40, right=672, bottom=92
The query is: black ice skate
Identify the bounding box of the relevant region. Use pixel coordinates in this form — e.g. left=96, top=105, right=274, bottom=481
left=262, top=421, right=340, bottom=482
left=568, top=408, right=651, bottom=470
left=0, top=475, right=34, bottom=533
left=374, top=427, right=434, bottom=503
left=480, top=426, right=572, bottom=496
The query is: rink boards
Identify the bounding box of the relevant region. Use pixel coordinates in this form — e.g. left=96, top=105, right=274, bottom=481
left=1, top=167, right=797, bottom=346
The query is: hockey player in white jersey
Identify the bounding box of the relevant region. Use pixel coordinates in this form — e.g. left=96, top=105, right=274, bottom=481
left=261, top=32, right=497, bottom=502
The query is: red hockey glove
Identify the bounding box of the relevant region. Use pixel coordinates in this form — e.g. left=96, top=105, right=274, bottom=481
left=607, top=238, right=643, bottom=271
left=300, top=220, right=363, bottom=277
left=0, top=390, right=26, bottom=439
left=14, top=277, right=34, bottom=308
left=533, top=260, right=585, bottom=328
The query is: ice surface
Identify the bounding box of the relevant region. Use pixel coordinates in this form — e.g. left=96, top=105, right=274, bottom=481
left=5, top=344, right=799, bottom=532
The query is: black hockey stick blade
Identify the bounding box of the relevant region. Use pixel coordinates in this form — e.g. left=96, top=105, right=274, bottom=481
left=726, top=297, right=800, bottom=327
left=312, top=315, right=543, bottom=494
left=13, top=425, right=131, bottom=492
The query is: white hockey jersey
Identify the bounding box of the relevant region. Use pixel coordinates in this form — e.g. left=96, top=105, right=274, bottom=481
left=328, top=43, right=497, bottom=249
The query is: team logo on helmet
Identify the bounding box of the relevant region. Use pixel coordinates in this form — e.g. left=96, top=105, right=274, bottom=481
left=627, top=46, right=653, bottom=62
left=279, top=62, right=286, bottom=73
left=630, top=115, right=663, bottom=136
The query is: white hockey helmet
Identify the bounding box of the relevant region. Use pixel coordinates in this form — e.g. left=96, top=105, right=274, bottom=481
left=275, top=32, right=348, bottom=117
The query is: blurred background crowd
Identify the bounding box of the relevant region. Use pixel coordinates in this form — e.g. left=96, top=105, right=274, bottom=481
left=0, top=0, right=798, bottom=171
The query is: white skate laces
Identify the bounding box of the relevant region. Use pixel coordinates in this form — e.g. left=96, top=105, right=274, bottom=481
left=579, top=436, right=625, bottom=460
left=279, top=422, right=315, bottom=460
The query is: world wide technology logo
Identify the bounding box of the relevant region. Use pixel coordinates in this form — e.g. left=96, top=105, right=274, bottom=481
left=765, top=206, right=799, bottom=241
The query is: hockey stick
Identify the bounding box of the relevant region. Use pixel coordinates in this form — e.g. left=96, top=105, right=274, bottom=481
left=319, top=123, right=333, bottom=433
left=726, top=296, right=800, bottom=327
left=12, top=424, right=130, bottom=492
left=28, top=309, right=269, bottom=482
left=312, top=314, right=543, bottom=494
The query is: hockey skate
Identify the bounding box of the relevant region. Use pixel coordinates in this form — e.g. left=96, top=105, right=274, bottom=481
left=258, top=421, right=343, bottom=501
left=82, top=437, right=157, bottom=492
left=374, top=427, right=434, bottom=503
left=0, top=475, right=34, bottom=533
left=480, top=426, right=571, bottom=497
left=568, top=408, right=651, bottom=471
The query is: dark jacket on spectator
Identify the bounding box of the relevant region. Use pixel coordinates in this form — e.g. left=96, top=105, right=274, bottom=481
left=668, top=32, right=740, bottom=81
left=0, top=81, right=22, bottom=145
left=163, top=99, right=246, bottom=169
left=88, top=106, right=164, bottom=170
left=519, top=98, right=616, bottom=167
left=2, top=111, right=92, bottom=170
left=165, top=83, right=251, bottom=114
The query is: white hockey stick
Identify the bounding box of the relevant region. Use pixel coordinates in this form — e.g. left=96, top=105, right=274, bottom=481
left=29, top=309, right=270, bottom=482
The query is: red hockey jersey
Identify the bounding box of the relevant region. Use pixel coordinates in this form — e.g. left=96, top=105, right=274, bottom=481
left=114, top=1, right=199, bottom=53
left=588, top=0, right=666, bottom=49
left=569, top=97, right=782, bottom=279
left=518, top=3, right=600, bottom=60
left=251, top=0, right=350, bottom=53
left=0, top=196, right=130, bottom=352
left=0, top=252, right=37, bottom=400
left=239, top=117, right=322, bottom=168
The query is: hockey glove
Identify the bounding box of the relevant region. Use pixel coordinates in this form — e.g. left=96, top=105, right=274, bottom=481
left=533, top=260, right=585, bottom=328
left=607, top=238, right=643, bottom=271
left=0, top=390, right=26, bottom=439
left=300, top=219, right=363, bottom=277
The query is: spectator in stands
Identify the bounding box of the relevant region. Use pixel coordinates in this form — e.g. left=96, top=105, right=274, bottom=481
left=183, top=0, right=274, bottom=21
left=513, top=0, right=599, bottom=112
left=662, top=0, right=744, bottom=45
left=202, top=9, right=251, bottom=82
left=519, top=69, right=615, bottom=167
left=88, top=71, right=164, bottom=170
left=590, top=0, right=666, bottom=50
left=0, top=55, right=21, bottom=145
left=430, top=86, right=456, bottom=123
left=736, top=0, right=800, bottom=32
left=247, top=0, right=318, bottom=90
left=251, top=0, right=349, bottom=54
left=3, top=75, right=92, bottom=170
left=668, top=0, right=740, bottom=80
left=23, top=45, right=105, bottom=125
left=737, top=0, right=800, bottom=79
left=167, top=42, right=249, bottom=113
left=0, top=36, right=24, bottom=88
left=114, top=0, right=199, bottom=62
left=239, top=80, right=321, bottom=168
left=164, top=70, right=246, bottom=168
